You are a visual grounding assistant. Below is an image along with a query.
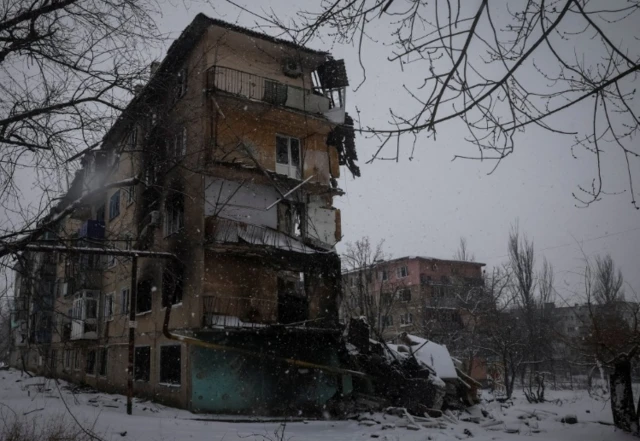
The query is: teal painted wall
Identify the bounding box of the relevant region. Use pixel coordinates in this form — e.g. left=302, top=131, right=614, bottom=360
left=190, top=333, right=342, bottom=414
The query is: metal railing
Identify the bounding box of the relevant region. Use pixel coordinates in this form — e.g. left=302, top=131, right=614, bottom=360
left=207, top=66, right=332, bottom=115
left=202, top=295, right=277, bottom=329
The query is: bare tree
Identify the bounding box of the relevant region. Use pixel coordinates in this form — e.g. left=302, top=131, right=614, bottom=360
left=341, top=237, right=405, bottom=337
left=579, top=254, right=639, bottom=432
left=256, top=0, right=640, bottom=208
left=454, top=237, right=475, bottom=262
left=0, top=0, right=163, bottom=258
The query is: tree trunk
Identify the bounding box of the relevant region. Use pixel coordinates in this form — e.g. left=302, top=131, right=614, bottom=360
left=609, top=358, right=638, bottom=433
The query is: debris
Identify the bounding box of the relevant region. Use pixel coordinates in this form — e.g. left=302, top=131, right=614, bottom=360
left=406, top=424, right=421, bottom=431
left=359, top=420, right=377, bottom=427
left=504, top=424, right=520, bottom=433
left=562, top=414, right=578, bottom=424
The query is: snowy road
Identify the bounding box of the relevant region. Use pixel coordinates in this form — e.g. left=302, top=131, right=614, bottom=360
left=0, top=368, right=634, bottom=441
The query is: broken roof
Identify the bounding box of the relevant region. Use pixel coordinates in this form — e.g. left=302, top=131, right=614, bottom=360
left=99, top=13, right=329, bottom=152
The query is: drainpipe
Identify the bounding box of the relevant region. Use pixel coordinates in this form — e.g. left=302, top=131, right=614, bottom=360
left=161, top=303, right=367, bottom=378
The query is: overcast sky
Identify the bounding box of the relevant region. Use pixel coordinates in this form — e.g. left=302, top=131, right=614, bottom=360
left=8, top=0, right=638, bottom=304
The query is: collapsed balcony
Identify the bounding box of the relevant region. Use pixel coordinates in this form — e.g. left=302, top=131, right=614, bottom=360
left=207, top=65, right=347, bottom=124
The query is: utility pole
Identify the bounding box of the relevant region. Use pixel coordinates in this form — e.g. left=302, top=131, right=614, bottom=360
left=126, top=256, right=137, bottom=415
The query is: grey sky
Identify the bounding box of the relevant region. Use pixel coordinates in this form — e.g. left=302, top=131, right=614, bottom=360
left=7, top=0, right=639, bottom=303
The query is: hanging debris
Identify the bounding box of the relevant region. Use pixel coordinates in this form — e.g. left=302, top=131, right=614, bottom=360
left=327, top=114, right=360, bottom=178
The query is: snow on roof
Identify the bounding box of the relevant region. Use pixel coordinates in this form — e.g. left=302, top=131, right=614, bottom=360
left=404, top=334, right=458, bottom=380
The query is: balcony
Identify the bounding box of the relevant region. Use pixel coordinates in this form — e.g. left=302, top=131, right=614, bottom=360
left=202, top=296, right=276, bottom=329
left=207, top=66, right=346, bottom=124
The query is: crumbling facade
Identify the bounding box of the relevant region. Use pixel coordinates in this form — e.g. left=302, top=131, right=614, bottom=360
left=341, top=256, right=487, bottom=379
left=9, top=14, right=356, bottom=415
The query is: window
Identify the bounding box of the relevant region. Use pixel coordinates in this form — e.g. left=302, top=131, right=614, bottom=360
left=134, top=346, right=150, bottom=382
left=49, top=350, right=57, bottom=373
left=126, top=186, right=135, bottom=206
left=85, top=350, right=96, bottom=375
left=160, top=345, right=181, bottom=385
left=176, top=68, right=188, bottom=99
left=172, top=127, right=187, bottom=159
left=380, top=270, right=388, bottom=281
left=400, top=313, right=413, bottom=326
left=275, top=135, right=301, bottom=179
left=381, top=292, right=394, bottom=306
left=127, top=128, right=138, bottom=150
left=95, top=204, right=105, bottom=223
left=104, top=293, right=114, bottom=321
left=400, top=289, right=412, bottom=302
left=162, top=262, right=184, bottom=307
left=73, top=350, right=80, bottom=370
left=136, top=280, right=152, bottom=314
left=107, top=150, right=119, bottom=172
left=109, top=191, right=121, bottom=220
left=64, top=349, right=71, bottom=369
left=382, top=315, right=393, bottom=327
left=121, top=288, right=130, bottom=315
left=164, top=195, right=184, bottom=236
left=397, top=266, right=409, bottom=278
left=263, top=80, right=288, bottom=105
left=98, top=347, right=108, bottom=377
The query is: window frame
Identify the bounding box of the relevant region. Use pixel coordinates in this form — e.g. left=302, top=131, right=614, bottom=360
left=275, top=134, right=301, bottom=179
left=134, top=346, right=151, bottom=382
left=400, top=288, right=412, bottom=303
left=121, top=288, right=130, bottom=316
left=104, top=292, right=114, bottom=321
left=109, top=190, right=121, bottom=220
left=164, top=196, right=184, bottom=237
left=126, top=185, right=135, bottom=206
left=176, top=67, right=188, bottom=99
left=380, top=270, right=388, bottom=281
left=159, top=344, right=182, bottom=386
left=85, top=349, right=96, bottom=375
left=98, top=347, right=108, bottom=377
left=397, top=266, right=409, bottom=279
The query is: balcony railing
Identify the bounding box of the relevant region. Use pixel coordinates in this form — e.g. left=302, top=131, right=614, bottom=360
left=202, top=295, right=277, bottom=329
left=207, top=66, right=345, bottom=123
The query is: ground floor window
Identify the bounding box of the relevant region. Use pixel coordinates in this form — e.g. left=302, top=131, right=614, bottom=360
left=98, top=347, right=108, bottom=377
left=134, top=346, right=150, bottom=382
left=85, top=349, right=96, bottom=375
left=49, top=349, right=57, bottom=373
left=73, top=350, right=80, bottom=370
left=64, top=349, right=71, bottom=369
left=159, top=345, right=181, bottom=385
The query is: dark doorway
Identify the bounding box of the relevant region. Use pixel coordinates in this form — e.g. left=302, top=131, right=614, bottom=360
left=277, top=272, right=308, bottom=324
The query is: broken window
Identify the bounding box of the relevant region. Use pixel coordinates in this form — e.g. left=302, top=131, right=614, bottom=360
left=160, top=345, right=181, bottom=385
left=176, top=67, right=188, bottom=99
left=98, top=347, right=108, bottom=376
left=277, top=272, right=308, bottom=325
left=275, top=135, right=301, bottom=179
left=136, top=280, right=152, bottom=314
left=134, top=346, right=150, bottom=382
left=109, top=190, right=121, bottom=220
left=278, top=202, right=305, bottom=237
left=162, top=261, right=184, bottom=307
left=164, top=193, right=184, bottom=236
left=85, top=349, right=96, bottom=375
left=121, top=288, right=130, bottom=315
left=400, top=289, right=412, bottom=302
left=103, top=293, right=114, bottom=321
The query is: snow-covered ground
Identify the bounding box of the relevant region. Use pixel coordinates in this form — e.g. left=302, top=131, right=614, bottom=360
left=0, top=368, right=635, bottom=441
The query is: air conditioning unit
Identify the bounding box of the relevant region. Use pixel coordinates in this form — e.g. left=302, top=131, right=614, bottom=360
left=282, top=58, right=302, bottom=78
left=70, top=290, right=99, bottom=340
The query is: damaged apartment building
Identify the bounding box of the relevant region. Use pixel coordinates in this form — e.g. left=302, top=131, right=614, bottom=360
left=9, top=14, right=359, bottom=415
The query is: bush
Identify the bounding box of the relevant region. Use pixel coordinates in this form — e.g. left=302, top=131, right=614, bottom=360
left=0, top=412, right=100, bottom=441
